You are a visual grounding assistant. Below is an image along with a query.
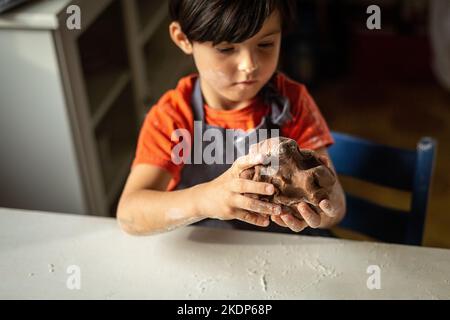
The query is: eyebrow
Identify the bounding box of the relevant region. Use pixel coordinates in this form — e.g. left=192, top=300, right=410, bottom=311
left=260, top=29, right=282, bottom=38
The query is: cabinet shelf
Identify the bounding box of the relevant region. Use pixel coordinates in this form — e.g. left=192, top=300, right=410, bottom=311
left=78, top=0, right=130, bottom=118
left=95, top=83, right=138, bottom=203
left=137, top=0, right=169, bottom=46
left=88, top=68, right=131, bottom=128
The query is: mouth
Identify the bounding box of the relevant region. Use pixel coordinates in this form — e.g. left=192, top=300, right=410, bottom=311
left=235, top=80, right=258, bottom=85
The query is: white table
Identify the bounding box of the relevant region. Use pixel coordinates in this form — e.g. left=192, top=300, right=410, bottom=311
left=0, top=207, right=449, bottom=299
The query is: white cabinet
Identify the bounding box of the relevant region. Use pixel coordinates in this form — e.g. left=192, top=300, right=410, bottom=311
left=0, top=0, right=195, bottom=216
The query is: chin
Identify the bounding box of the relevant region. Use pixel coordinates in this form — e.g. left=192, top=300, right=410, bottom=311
left=226, top=92, right=257, bottom=103
left=228, top=86, right=261, bottom=100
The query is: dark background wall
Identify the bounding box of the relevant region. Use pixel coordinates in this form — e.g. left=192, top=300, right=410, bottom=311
left=280, top=0, right=450, bottom=248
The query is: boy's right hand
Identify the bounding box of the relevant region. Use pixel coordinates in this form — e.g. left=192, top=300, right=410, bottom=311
left=194, top=154, right=282, bottom=227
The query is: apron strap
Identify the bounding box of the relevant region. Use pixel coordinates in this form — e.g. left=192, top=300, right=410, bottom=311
left=191, top=77, right=205, bottom=122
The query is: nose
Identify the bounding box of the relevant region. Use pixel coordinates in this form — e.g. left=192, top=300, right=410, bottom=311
left=237, top=50, right=259, bottom=74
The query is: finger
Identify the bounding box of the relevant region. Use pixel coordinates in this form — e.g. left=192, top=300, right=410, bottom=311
left=319, top=199, right=338, bottom=218
left=234, top=209, right=269, bottom=227
left=280, top=213, right=308, bottom=232
left=271, top=214, right=288, bottom=227
left=233, top=194, right=281, bottom=216
left=297, top=202, right=321, bottom=228
left=233, top=153, right=266, bottom=173
left=230, top=179, right=275, bottom=196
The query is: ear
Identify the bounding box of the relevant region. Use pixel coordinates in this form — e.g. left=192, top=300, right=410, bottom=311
left=169, top=21, right=193, bottom=55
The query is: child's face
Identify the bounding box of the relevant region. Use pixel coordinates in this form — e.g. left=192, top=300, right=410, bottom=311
left=190, top=10, right=282, bottom=106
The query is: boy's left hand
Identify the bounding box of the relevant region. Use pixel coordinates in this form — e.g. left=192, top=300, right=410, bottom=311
left=271, top=151, right=346, bottom=232
left=270, top=184, right=343, bottom=232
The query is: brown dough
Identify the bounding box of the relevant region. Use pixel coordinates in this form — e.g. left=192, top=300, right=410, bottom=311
left=239, top=137, right=336, bottom=218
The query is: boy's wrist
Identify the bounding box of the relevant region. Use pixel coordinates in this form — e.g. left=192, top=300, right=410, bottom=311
left=189, top=183, right=208, bottom=219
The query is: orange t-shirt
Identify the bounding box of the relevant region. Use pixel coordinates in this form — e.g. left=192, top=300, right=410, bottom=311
left=132, top=72, right=334, bottom=191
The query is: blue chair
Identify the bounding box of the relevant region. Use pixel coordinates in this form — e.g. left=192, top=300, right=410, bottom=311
left=328, top=131, right=437, bottom=246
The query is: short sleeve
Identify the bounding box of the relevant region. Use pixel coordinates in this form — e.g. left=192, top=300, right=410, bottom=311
left=131, top=90, right=193, bottom=183
left=281, top=82, right=334, bottom=150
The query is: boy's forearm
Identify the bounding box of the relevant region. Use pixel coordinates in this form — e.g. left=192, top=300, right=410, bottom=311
left=117, top=185, right=205, bottom=235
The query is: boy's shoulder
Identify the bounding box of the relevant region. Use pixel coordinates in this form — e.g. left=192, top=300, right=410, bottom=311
left=273, top=72, right=309, bottom=102
left=153, top=73, right=197, bottom=111
left=272, top=71, right=319, bottom=123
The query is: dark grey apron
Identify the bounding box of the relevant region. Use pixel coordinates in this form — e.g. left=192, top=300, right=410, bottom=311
left=175, top=75, right=334, bottom=237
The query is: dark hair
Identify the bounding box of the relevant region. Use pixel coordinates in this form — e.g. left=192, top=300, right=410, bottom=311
left=169, top=0, right=297, bottom=45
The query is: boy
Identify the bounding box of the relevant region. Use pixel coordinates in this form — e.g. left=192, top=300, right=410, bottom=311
left=117, top=0, right=346, bottom=235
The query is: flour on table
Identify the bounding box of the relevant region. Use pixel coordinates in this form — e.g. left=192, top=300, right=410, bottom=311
left=260, top=274, right=268, bottom=292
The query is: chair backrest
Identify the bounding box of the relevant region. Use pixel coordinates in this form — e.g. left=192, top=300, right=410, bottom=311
left=328, top=131, right=437, bottom=245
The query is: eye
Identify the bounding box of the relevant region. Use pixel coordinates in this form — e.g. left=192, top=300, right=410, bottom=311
left=259, top=42, right=274, bottom=48
left=216, top=47, right=234, bottom=54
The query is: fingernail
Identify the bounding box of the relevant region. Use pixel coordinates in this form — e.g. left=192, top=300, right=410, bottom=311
left=266, top=185, right=274, bottom=194
left=322, top=201, right=337, bottom=217
left=322, top=201, right=331, bottom=210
